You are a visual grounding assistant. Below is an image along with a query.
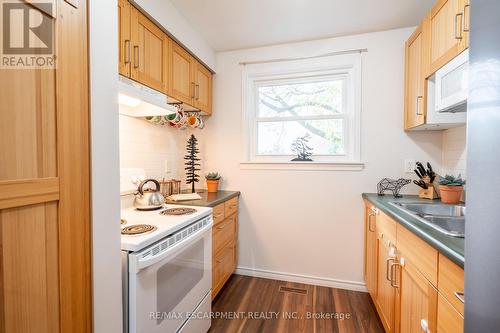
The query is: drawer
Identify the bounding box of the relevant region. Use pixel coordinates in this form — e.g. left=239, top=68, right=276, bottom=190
left=438, top=254, right=464, bottom=315
left=397, top=225, right=438, bottom=286
left=213, top=214, right=237, bottom=255
left=437, top=292, right=464, bottom=333
left=224, top=197, right=238, bottom=217
left=376, top=210, right=397, bottom=245
left=212, top=242, right=236, bottom=298
left=212, top=203, right=225, bottom=225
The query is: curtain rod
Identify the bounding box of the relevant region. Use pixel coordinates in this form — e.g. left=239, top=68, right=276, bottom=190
left=238, top=48, right=368, bottom=66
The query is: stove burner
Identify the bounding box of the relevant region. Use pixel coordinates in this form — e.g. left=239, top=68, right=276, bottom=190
left=160, top=207, right=197, bottom=216
left=121, top=219, right=127, bottom=225
left=121, top=224, right=157, bottom=235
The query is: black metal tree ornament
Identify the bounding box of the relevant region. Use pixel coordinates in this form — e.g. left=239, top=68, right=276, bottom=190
left=291, top=133, right=313, bottom=161
left=184, top=134, right=200, bottom=193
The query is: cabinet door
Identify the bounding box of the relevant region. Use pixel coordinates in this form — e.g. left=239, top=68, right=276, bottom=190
left=429, top=0, right=463, bottom=74
left=437, top=293, right=464, bottom=333
left=399, top=258, right=438, bottom=333
left=377, top=238, right=397, bottom=333
left=194, top=62, right=212, bottom=114
left=170, top=43, right=195, bottom=105
left=130, top=8, right=169, bottom=92
left=404, top=23, right=426, bottom=130
left=212, top=242, right=236, bottom=299
left=118, top=0, right=131, bottom=77
left=364, top=205, right=378, bottom=299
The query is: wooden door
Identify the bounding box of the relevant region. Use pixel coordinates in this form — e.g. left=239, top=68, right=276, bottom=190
left=399, top=258, right=438, bottom=333
left=130, top=8, right=169, bottom=92
left=404, top=23, right=426, bottom=130
left=194, top=62, right=212, bottom=114
left=118, top=0, right=131, bottom=76
left=377, top=238, right=397, bottom=333
left=429, top=0, right=463, bottom=74
left=170, top=42, right=195, bottom=105
left=0, top=1, right=91, bottom=332
left=364, top=204, right=378, bottom=299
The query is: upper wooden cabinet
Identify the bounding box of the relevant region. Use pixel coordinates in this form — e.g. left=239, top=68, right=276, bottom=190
left=170, top=43, right=195, bottom=104
left=130, top=8, right=170, bottom=93
left=428, top=0, right=469, bottom=74
left=194, top=62, right=213, bottom=115
left=118, top=0, right=213, bottom=114
left=118, top=0, right=131, bottom=77
left=404, top=20, right=427, bottom=130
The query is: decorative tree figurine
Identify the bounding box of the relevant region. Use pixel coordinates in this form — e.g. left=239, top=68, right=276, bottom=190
left=184, top=134, right=201, bottom=193
left=291, top=133, right=313, bottom=161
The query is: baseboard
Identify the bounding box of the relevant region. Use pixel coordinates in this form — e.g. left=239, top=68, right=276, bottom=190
left=235, top=266, right=367, bottom=292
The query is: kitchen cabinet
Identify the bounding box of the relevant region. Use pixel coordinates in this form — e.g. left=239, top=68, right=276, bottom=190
left=130, top=8, right=170, bottom=93
left=404, top=19, right=428, bottom=130
left=375, top=213, right=397, bottom=333
left=428, top=0, right=468, bottom=74
left=364, top=203, right=378, bottom=299
left=169, top=44, right=213, bottom=114
left=118, top=0, right=131, bottom=77
left=117, top=0, right=213, bottom=114
left=399, top=256, right=438, bottom=333
left=212, top=197, right=239, bottom=299
left=363, top=202, right=464, bottom=333
left=170, top=43, right=195, bottom=105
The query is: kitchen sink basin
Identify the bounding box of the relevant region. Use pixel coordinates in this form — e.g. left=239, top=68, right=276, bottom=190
left=389, top=202, right=466, bottom=238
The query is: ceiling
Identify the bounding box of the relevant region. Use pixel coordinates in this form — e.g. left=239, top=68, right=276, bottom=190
left=170, top=0, right=434, bottom=52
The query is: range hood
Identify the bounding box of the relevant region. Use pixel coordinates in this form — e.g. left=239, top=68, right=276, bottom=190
left=118, top=75, right=177, bottom=117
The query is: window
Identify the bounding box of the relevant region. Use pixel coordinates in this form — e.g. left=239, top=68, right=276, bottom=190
left=242, top=53, right=362, bottom=169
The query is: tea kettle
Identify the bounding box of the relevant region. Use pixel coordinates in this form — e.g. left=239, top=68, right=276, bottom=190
left=133, top=179, right=165, bottom=210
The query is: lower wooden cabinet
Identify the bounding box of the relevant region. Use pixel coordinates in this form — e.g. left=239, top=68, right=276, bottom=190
left=212, top=197, right=239, bottom=299
left=364, top=202, right=464, bottom=333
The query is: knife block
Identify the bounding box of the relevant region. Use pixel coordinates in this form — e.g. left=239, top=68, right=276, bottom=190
left=419, top=184, right=440, bottom=200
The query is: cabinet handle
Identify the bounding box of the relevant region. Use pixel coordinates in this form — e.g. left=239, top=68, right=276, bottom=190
left=195, top=84, right=200, bottom=100
left=133, top=45, right=140, bottom=68
left=420, top=319, right=429, bottom=333
left=191, top=82, right=196, bottom=99
left=455, top=13, right=463, bottom=40
left=229, top=204, right=237, bottom=209
left=124, top=40, right=131, bottom=64
left=214, top=213, right=223, bottom=218
left=368, top=212, right=376, bottom=232
left=454, top=291, right=465, bottom=304
left=416, top=96, right=423, bottom=116
left=390, top=262, right=400, bottom=288
left=386, top=257, right=394, bottom=281
left=463, top=5, right=470, bottom=32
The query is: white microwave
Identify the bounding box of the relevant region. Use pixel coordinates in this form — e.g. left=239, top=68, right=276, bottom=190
left=434, top=49, right=469, bottom=113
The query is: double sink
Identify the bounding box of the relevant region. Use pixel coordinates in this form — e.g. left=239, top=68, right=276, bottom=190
left=390, top=202, right=465, bottom=238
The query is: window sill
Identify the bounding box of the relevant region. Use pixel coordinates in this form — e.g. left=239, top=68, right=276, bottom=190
left=239, top=161, right=365, bottom=171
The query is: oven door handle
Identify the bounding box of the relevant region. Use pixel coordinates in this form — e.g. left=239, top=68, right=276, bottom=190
left=131, top=222, right=212, bottom=272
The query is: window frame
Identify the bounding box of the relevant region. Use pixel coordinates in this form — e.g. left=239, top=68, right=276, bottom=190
left=241, top=53, right=363, bottom=168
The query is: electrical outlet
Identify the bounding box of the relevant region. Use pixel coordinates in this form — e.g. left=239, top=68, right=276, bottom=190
left=164, top=160, right=172, bottom=174
left=404, top=159, right=416, bottom=174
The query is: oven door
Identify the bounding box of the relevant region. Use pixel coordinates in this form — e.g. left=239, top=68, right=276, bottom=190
left=128, top=221, right=212, bottom=333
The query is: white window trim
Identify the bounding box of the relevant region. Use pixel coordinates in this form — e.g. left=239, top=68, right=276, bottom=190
left=241, top=53, right=363, bottom=170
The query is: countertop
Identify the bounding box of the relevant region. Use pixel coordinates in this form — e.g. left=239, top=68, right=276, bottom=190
left=362, top=193, right=465, bottom=268
left=166, top=190, right=240, bottom=208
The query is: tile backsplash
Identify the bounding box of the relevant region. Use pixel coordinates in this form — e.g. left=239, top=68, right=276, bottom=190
left=441, top=126, right=467, bottom=177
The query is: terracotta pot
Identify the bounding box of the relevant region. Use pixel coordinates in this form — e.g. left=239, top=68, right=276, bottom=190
left=439, top=185, right=463, bottom=204
left=206, top=179, right=219, bottom=193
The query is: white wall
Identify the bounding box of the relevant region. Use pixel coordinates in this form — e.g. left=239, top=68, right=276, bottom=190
left=199, top=28, right=444, bottom=289
left=89, top=1, right=123, bottom=332
left=133, top=0, right=216, bottom=70
left=442, top=126, right=467, bottom=176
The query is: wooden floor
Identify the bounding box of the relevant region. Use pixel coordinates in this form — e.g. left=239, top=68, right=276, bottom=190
left=209, top=275, right=384, bottom=333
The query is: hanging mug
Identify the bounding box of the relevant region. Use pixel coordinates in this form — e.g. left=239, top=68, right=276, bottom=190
left=187, top=114, right=199, bottom=128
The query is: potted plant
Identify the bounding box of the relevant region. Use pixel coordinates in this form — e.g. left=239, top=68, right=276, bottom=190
left=205, top=172, right=221, bottom=193
left=439, top=174, right=466, bottom=204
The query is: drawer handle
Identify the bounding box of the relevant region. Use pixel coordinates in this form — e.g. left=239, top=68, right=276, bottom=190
left=454, top=291, right=465, bottom=304
left=420, top=319, right=429, bottom=333
left=216, top=259, right=223, bottom=263
left=217, top=224, right=226, bottom=230
left=214, top=213, right=223, bottom=218
left=228, top=204, right=237, bottom=209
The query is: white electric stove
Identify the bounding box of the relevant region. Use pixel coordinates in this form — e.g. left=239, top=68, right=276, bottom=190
left=121, top=204, right=213, bottom=333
